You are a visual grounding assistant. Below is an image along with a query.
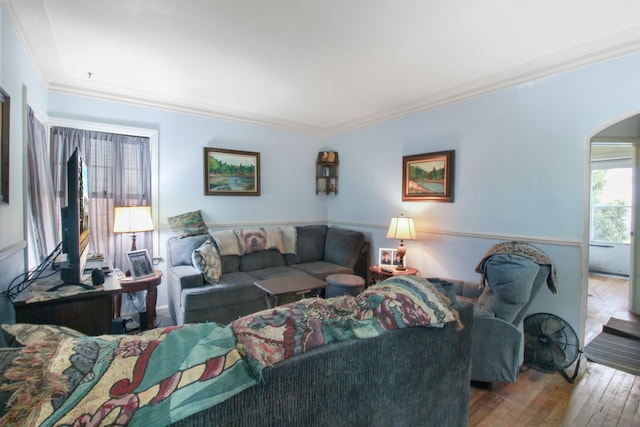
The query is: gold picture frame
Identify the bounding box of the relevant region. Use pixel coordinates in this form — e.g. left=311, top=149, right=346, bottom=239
left=204, top=147, right=260, bottom=196
left=402, top=150, right=454, bottom=202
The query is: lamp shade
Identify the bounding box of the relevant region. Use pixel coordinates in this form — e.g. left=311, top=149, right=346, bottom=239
left=113, top=206, right=154, bottom=234
left=386, top=215, right=417, bottom=240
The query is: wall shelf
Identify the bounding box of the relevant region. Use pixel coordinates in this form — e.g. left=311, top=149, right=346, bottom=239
left=316, top=151, right=338, bottom=195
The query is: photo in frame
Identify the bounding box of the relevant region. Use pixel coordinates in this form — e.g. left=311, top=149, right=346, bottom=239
left=204, top=147, right=260, bottom=196
left=402, top=150, right=454, bottom=202
left=126, top=249, right=154, bottom=279
left=0, top=87, right=10, bottom=204
left=378, top=248, right=406, bottom=269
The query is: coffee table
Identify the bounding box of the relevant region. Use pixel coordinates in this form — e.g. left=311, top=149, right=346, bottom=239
left=253, top=275, right=327, bottom=308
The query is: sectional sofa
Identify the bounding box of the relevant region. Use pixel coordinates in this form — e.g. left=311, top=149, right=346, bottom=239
left=0, top=278, right=473, bottom=427
left=172, top=298, right=474, bottom=426
left=166, top=225, right=369, bottom=325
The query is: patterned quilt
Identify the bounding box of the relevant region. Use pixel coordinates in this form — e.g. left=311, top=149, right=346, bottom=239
left=233, top=275, right=462, bottom=370
left=0, top=275, right=460, bottom=426
left=0, top=324, right=258, bottom=426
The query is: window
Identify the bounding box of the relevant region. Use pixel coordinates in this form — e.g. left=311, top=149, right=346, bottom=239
left=48, top=121, right=158, bottom=270
left=590, top=167, right=631, bottom=244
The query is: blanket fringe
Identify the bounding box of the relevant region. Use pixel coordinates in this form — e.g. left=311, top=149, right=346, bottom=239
left=450, top=308, right=464, bottom=331
left=0, top=336, right=68, bottom=426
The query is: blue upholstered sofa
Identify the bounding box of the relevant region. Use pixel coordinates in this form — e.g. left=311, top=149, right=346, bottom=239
left=0, top=291, right=473, bottom=427
left=166, top=225, right=370, bottom=325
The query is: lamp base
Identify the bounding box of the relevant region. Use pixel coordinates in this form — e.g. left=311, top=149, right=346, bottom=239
left=396, top=241, right=407, bottom=271
left=130, top=233, right=137, bottom=251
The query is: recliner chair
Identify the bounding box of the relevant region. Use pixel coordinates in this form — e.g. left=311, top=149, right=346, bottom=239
left=433, top=241, right=558, bottom=383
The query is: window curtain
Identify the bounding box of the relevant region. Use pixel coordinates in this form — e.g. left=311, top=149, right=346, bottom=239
left=50, top=127, right=152, bottom=270
left=26, top=106, right=59, bottom=266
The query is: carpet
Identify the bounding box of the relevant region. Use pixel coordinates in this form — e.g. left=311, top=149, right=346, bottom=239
left=584, top=317, right=640, bottom=376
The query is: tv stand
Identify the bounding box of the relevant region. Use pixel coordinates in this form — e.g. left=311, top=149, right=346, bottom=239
left=12, top=269, right=121, bottom=336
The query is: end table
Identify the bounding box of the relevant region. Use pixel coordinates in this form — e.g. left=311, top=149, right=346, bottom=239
left=114, top=270, right=162, bottom=330
left=368, top=265, right=419, bottom=286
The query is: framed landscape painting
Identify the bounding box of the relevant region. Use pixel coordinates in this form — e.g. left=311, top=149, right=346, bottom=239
left=204, top=148, right=260, bottom=196
left=402, top=150, right=454, bottom=202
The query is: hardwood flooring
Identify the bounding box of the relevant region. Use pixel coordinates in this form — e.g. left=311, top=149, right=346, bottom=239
left=468, top=274, right=640, bottom=426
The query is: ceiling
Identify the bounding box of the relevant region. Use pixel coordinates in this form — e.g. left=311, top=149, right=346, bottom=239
left=6, top=1, right=640, bottom=135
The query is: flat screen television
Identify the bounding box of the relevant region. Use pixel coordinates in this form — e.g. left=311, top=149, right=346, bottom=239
left=60, top=148, right=90, bottom=284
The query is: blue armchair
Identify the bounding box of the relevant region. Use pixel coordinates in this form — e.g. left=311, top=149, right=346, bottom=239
left=435, top=241, right=558, bottom=383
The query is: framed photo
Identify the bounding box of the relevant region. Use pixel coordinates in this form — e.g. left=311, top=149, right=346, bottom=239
left=204, top=147, right=260, bottom=196
left=126, top=249, right=155, bottom=279
left=0, top=87, right=10, bottom=205
left=402, top=150, right=454, bottom=202
left=378, top=248, right=406, bottom=269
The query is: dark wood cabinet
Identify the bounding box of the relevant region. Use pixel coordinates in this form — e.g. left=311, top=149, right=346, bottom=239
left=12, top=272, right=121, bottom=336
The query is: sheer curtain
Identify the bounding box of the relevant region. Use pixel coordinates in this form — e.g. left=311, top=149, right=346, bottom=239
left=26, top=106, right=59, bottom=265
left=50, top=127, right=152, bottom=270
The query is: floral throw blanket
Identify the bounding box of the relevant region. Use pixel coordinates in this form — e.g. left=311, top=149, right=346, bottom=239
left=1, top=275, right=460, bottom=426
left=0, top=324, right=258, bottom=426
left=232, top=275, right=462, bottom=370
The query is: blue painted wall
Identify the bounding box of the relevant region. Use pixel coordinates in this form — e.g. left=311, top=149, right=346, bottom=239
left=0, top=7, right=49, bottom=323
left=328, top=52, right=640, bottom=338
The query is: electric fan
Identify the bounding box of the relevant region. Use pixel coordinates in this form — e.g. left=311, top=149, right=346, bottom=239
left=523, top=313, right=581, bottom=383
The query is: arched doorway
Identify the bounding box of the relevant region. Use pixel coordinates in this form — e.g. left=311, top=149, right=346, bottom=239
left=589, top=113, right=640, bottom=314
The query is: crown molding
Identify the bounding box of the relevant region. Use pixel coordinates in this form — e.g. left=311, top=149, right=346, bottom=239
left=327, top=28, right=640, bottom=136
left=13, top=1, right=640, bottom=139
left=47, top=80, right=329, bottom=136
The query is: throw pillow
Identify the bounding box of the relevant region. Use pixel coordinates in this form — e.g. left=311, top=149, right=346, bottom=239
left=192, top=239, right=222, bottom=284
left=168, top=210, right=208, bottom=238
left=1, top=323, right=86, bottom=348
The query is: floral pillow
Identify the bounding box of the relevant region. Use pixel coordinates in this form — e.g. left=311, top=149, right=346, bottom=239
left=1, top=323, right=86, bottom=348
left=168, top=210, right=208, bottom=238
left=192, top=239, right=222, bottom=284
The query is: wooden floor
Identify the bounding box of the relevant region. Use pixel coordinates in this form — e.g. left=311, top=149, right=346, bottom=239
left=468, top=274, right=640, bottom=426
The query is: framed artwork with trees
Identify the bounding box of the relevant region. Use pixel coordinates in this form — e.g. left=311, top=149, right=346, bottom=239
left=203, top=147, right=260, bottom=196
left=402, top=150, right=454, bottom=202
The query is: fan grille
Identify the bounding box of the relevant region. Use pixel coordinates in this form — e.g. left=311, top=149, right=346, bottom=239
left=524, top=313, right=579, bottom=371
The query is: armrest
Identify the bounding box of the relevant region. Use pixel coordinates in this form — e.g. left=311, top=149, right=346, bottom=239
left=470, top=316, right=523, bottom=383
left=168, top=265, right=204, bottom=290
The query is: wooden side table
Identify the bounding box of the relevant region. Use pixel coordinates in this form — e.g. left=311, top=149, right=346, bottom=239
left=114, top=270, right=162, bottom=329
left=368, top=265, right=419, bottom=286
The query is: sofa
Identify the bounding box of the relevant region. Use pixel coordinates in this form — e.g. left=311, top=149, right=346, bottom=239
left=167, top=225, right=370, bottom=325
left=173, top=299, right=473, bottom=426
left=0, top=278, right=473, bottom=427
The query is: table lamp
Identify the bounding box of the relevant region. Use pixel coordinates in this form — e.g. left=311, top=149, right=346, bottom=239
left=386, top=214, right=417, bottom=270
left=113, top=206, right=154, bottom=251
